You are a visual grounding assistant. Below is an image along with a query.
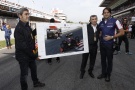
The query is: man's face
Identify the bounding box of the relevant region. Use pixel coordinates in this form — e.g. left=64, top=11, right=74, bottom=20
left=103, top=9, right=111, bottom=19
left=90, top=16, right=97, bottom=25
left=123, top=19, right=127, bottom=24
left=19, top=11, right=30, bottom=23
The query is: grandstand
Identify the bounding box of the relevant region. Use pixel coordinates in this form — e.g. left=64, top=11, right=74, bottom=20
left=99, top=0, right=135, bottom=23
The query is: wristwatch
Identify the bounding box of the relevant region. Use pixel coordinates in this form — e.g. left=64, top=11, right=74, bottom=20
left=111, top=36, right=114, bottom=39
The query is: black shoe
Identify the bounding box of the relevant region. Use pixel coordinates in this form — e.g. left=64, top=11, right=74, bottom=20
left=105, top=75, right=110, bottom=82
left=89, top=72, right=95, bottom=78
left=34, top=81, right=45, bottom=87
left=97, top=74, right=106, bottom=79
left=56, top=57, right=60, bottom=63
left=80, top=73, right=84, bottom=79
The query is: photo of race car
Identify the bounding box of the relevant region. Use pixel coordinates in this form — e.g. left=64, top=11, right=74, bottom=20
left=44, top=23, right=84, bottom=56
left=60, top=33, right=80, bottom=52
left=47, top=26, right=62, bottom=39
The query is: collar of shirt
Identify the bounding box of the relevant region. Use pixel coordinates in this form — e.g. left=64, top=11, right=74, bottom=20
left=91, top=24, right=97, bottom=33
left=19, top=20, right=29, bottom=27
left=103, top=17, right=112, bottom=24
left=105, top=21, right=107, bottom=24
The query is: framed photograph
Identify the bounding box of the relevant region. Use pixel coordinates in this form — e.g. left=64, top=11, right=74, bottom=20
left=36, top=23, right=89, bottom=59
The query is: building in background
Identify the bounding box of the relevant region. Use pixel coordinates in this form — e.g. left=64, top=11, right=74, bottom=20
left=0, top=0, right=63, bottom=28
left=51, top=8, right=67, bottom=22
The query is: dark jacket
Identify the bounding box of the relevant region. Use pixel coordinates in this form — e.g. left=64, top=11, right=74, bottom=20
left=14, top=20, right=37, bottom=62
left=87, top=23, right=100, bottom=47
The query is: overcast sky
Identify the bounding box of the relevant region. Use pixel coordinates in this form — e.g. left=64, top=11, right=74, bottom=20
left=7, top=0, right=105, bottom=22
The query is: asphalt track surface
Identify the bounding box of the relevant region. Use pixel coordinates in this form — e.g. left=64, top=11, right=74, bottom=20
left=0, top=39, right=135, bottom=90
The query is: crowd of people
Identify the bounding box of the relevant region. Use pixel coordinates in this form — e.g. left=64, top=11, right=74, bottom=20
left=112, top=1, right=135, bottom=15
left=0, top=7, right=133, bottom=90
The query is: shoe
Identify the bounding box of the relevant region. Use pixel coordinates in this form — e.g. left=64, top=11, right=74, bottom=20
left=125, top=52, right=132, bottom=55
left=118, top=51, right=121, bottom=54
left=56, top=57, right=60, bottom=63
left=80, top=73, right=84, bottom=79
left=105, top=75, right=110, bottom=82
left=97, top=74, right=106, bottom=79
left=7, top=46, right=9, bottom=49
left=113, top=51, right=118, bottom=55
left=88, top=72, right=95, bottom=78
left=57, top=37, right=61, bottom=39
left=34, top=81, right=45, bottom=87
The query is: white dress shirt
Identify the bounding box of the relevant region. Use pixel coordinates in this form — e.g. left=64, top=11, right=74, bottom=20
left=91, top=24, right=97, bottom=33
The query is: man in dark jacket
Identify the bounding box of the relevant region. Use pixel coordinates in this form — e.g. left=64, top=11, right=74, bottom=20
left=80, top=15, right=100, bottom=79
left=14, top=8, right=45, bottom=90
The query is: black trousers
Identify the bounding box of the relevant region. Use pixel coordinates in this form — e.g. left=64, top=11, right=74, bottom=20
left=80, top=45, right=97, bottom=73
left=118, top=35, right=129, bottom=52
left=19, top=60, right=38, bottom=90
left=100, top=43, right=113, bottom=76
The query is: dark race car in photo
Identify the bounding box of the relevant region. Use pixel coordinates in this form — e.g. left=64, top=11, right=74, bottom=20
left=60, top=33, right=80, bottom=52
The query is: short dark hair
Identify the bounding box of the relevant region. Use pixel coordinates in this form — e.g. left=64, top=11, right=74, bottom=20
left=90, top=15, right=97, bottom=20
left=17, top=8, right=29, bottom=16
left=50, top=18, right=55, bottom=23
left=123, top=17, right=127, bottom=20
left=122, top=18, right=128, bottom=23
left=102, top=7, right=111, bottom=14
